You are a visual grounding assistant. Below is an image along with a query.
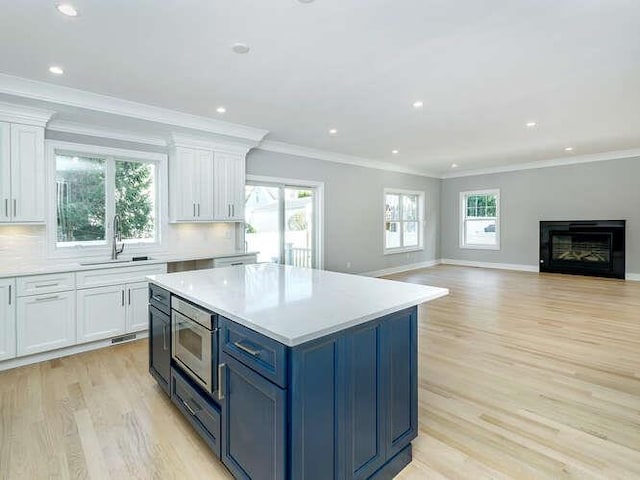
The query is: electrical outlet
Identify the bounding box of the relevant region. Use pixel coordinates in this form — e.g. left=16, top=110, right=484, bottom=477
left=346, top=261, right=352, bottom=269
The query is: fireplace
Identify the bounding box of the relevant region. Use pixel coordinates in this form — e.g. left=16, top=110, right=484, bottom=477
left=539, top=220, right=625, bottom=279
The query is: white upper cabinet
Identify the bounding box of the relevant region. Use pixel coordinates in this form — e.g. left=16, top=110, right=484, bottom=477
left=213, top=152, right=245, bottom=221
left=10, top=124, right=45, bottom=222
left=169, top=138, right=249, bottom=223
left=0, top=117, right=48, bottom=224
left=169, top=145, right=215, bottom=222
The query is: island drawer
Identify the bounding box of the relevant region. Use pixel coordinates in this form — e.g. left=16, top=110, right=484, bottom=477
left=149, top=284, right=170, bottom=314
left=220, top=317, right=288, bottom=389
left=171, top=366, right=221, bottom=458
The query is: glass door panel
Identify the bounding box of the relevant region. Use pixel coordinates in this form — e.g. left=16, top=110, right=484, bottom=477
left=284, top=188, right=314, bottom=268
left=245, top=185, right=282, bottom=264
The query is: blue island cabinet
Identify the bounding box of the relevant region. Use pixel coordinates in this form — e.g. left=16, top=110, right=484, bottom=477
left=217, top=306, right=418, bottom=480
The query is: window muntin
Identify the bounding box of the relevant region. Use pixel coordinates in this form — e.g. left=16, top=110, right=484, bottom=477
left=460, top=189, right=500, bottom=249
left=384, top=190, right=424, bottom=253
left=55, top=151, right=158, bottom=248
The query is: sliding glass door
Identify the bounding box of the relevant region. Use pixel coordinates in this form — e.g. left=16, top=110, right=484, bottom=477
left=245, top=181, right=318, bottom=268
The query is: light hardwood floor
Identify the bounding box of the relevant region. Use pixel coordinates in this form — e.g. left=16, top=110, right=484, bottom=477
left=1, top=265, right=639, bottom=479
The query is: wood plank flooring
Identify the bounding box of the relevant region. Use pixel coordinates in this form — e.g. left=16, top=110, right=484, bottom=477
left=1, top=265, right=639, bottom=479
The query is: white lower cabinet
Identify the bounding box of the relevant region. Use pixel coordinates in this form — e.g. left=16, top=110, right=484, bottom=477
left=0, top=279, right=16, bottom=361
left=77, top=285, right=126, bottom=343
left=126, top=281, right=149, bottom=333
left=17, top=290, right=75, bottom=356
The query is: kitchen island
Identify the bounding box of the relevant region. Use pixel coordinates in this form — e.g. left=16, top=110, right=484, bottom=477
left=148, top=264, right=448, bottom=480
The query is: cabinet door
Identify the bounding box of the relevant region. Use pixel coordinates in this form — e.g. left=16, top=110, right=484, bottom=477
left=343, top=320, right=386, bottom=479
left=227, top=154, right=245, bottom=221
left=221, top=353, right=286, bottom=480
left=0, top=122, right=10, bottom=223
left=149, top=305, right=171, bottom=395
left=170, top=146, right=198, bottom=221
left=17, top=290, right=75, bottom=356
left=196, top=149, right=214, bottom=220
left=383, top=308, right=418, bottom=456
left=126, top=281, right=149, bottom=332
left=76, top=285, right=126, bottom=343
left=10, top=124, right=45, bottom=222
left=0, top=279, right=16, bottom=360
left=214, top=153, right=245, bottom=221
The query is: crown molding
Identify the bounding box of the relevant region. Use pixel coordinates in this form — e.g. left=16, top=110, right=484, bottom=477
left=0, top=73, right=268, bottom=143
left=441, top=148, right=640, bottom=179
left=47, top=119, right=168, bottom=147
left=170, top=132, right=258, bottom=156
left=0, top=101, right=54, bottom=127
left=257, top=140, right=439, bottom=178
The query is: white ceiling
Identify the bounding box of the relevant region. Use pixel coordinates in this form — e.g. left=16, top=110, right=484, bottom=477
left=1, top=0, right=639, bottom=175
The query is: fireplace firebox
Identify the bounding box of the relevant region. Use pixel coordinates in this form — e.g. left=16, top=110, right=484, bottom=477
left=539, top=220, right=625, bottom=279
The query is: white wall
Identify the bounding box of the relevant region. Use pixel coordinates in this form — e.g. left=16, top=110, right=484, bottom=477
left=247, top=149, right=441, bottom=274
left=440, top=157, right=640, bottom=275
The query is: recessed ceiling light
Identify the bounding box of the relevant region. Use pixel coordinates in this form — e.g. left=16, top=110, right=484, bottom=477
left=232, top=43, right=250, bottom=54
left=56, top=3, right=78, bottom=16
left=49, top=65, right=64, bottom=75
left=451, top=163, right=459, bottom=169
left=328, top=128, right=338, bottom=135
left=392, top=150, right=399, bottom=155
left=526, top=121, right=537, bottom=128
left=216, top=106, right=227, bottom=114
left=565, top=147, right=574, bottom=152
left=412, top=100, right=424, bottom=109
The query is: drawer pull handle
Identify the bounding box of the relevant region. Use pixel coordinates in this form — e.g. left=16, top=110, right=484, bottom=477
left=234, top=341, right=261, bottom=357
left=35, top=282, right=60, bottom=288
left=152, top=295, right=166, bottom=303
left=35, top=295, right=60, bottom=302
left=182, top=399, right=197, bottom=416
left=217, top=363, right=225, bottom=401
left=230, top=262, right=243, bottom=266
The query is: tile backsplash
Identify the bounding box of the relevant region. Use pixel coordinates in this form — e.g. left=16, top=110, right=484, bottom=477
left=0, top=222, right=238, bottom=270
left=0, top=225, right=47, bottom=266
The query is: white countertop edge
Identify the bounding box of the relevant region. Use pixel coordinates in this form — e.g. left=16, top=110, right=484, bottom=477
left=0, top=251, right=258, bottom=278
left=147, top=277, right=449, bottom=347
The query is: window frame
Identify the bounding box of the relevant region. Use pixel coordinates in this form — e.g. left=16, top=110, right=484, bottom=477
left=459, top=188, right=501, bottom=250
left=46, top=141, right=168, bottom=259
left=383, top=188, right=425, bottom=255
left=245, top=174, right=325, bottom=270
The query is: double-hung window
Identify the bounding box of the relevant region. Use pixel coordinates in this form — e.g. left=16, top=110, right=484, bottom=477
left=384, top=189, right=424, bottom=253
left=460, top=189, right=500, bottom=249
left=50, top=142, right=164, bottom=254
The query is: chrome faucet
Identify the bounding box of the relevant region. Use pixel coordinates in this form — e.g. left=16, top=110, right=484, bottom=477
left=111, top=215, right=125, bottom=260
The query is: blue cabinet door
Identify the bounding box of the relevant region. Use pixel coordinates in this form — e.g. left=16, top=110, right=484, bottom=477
left=220, top=352, right=287, bottom=480
left=342, top=320, right=387, bottom=479
left=384, top=308, right=418, bottom=456
left=149, top=305, right=171, bottom=395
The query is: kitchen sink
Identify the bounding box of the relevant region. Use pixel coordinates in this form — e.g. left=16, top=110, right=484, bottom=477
left=80, top=257, right=155, bottom=266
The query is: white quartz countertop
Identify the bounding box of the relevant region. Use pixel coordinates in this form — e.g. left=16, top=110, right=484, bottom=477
left=148, top=263, right=449, bottom=347
left=0, top=251, right=258, bottom=278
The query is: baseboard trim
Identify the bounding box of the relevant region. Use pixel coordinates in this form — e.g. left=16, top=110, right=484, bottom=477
left=625, top=273, right=640, bottom=281
left=0, top=330, right=148, bottom=372
left=360, top=259, right=441, bottom=277
left=441, top=258, right=539, bottom=273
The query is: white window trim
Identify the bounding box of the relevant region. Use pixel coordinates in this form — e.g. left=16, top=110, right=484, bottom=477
left=459, top=188, right=501, bottom=250
left=245, top=174, right=325, bottom=270
left=46, top=140, right=168, bottom=259
left=383, top=188, right=425, bottom=255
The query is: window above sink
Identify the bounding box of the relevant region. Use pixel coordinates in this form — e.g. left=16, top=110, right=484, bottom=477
left=46, top=141, right=168, bottom=259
